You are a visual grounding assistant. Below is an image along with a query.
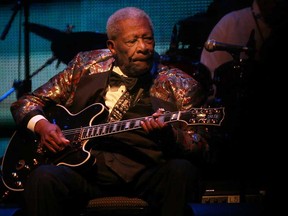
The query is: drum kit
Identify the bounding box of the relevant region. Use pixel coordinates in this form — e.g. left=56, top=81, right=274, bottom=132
left=0, top=22, right=108, bottom=102
left=27, top=22, right=108, bottom=65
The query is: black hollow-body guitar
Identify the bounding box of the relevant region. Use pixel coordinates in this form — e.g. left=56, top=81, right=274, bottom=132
left=1, top=103, right=224, bottom=192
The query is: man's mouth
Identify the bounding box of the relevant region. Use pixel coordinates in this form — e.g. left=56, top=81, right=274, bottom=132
left=131, top=56, right=152, bottom=62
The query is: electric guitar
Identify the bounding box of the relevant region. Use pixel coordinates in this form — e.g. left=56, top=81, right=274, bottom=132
left=1, top=103, right=224, bottom=192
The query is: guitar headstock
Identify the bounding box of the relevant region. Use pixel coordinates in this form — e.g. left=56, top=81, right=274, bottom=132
left=179, top=107, right=225, bottom=126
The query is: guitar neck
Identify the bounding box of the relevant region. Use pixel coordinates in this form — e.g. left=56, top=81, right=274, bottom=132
left=65, top=107, right=224, bottom=141
left=78, top=113, right=175, bottom=140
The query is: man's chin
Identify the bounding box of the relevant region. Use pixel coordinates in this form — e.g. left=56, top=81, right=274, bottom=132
left=134, top=61, right=151, bottom=68
left=128, top=64, right=151, bottom=77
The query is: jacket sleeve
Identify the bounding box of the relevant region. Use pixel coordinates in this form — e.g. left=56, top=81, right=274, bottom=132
left=150, top=66, right=209, bottom=155
left=10, top=49, right=113, bottom=128
left=10, top=54, right=82, bottom=128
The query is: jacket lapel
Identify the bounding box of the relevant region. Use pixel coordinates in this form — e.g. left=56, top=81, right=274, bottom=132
left=70, top=71, right=110, bottom=113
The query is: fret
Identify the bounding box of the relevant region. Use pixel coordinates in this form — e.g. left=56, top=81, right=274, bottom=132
left=96, top=127, right=100, bottom=136
left=124, top=121, right=131, bottom=130
left=90, top=127, right=95, bottom=137
left=80, top=128, right=85, bottom=139
left=86, top=128, right=91, bottom=137
left=120, top=124, right=124, bottom=132
left=112, top=123, right=118, bottom=132
left=130, top=119, right=137, bottom=128
left=101, top=125, right=107, bottom=134
left=134, top=119, right=141, bottom=128
left=82, top=128, right=90, bottom=139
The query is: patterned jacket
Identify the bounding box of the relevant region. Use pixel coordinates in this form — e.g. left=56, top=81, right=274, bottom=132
left=10, top=49, right=207, bottom=182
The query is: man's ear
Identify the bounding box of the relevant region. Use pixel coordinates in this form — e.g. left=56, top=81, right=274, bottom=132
left=107, top=40, right=116, bottom=55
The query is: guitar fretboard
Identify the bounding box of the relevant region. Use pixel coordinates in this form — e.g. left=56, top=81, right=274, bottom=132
left=61, top=107, right=224, bottom=140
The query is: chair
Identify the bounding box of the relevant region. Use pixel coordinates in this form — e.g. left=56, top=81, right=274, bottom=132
left=80, top=196, right=151, bottom=216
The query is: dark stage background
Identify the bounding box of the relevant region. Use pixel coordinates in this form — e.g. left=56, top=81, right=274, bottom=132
left=1, top=1, right=274, bottom=215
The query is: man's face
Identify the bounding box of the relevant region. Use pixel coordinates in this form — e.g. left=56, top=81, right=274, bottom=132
left=107, top=18, right=155, bottom=77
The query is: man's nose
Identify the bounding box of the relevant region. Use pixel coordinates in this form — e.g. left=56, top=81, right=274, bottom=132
left=136, top=38, right=147, bottom=49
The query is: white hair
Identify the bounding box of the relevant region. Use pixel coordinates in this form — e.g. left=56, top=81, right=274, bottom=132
left=106, top=7, right=154, bottom=40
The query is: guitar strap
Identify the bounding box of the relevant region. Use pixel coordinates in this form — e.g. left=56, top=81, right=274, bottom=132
left=108, top=88, right=144, bottom=122
left=108, top=87, right=179, bottom=123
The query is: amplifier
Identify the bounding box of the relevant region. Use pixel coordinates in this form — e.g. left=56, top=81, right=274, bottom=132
left=202, top=194, right=240, bottom=203
left=201, top=180, right=265, bottom=204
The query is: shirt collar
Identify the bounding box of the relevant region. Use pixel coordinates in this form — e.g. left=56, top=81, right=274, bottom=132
left=112, top=66, right=127, bottom=77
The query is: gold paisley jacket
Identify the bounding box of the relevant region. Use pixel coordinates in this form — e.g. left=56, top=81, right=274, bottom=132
left=10, top=49, right=208, bottom=182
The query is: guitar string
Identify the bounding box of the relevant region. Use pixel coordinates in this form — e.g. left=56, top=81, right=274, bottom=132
left=60, top=108, right=223, bottom=137
left=61, top=111, right=183, bottom=137
left=61, top=114, right=166, bottom=137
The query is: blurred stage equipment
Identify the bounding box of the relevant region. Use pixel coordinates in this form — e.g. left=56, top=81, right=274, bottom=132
left=0, top=0, right=31, bottom=101
left=26, top=22, right=108, bottom=64
left=167, top=12, right=215, bottom=62
left=0, top=22, right=108, bottom=102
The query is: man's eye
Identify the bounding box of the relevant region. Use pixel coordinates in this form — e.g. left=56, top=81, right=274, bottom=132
left=144, top=37, right=154, bottom=43
left=126, top=40, right=137, bottom=46
left=125, top=37, right=154, bottom=47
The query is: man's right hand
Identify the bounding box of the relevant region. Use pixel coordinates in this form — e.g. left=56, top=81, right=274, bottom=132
left=34, top=119, right=70, bottom=153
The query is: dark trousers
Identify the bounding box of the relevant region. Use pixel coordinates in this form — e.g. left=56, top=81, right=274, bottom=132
left=23, top=159, right=199, bottom=216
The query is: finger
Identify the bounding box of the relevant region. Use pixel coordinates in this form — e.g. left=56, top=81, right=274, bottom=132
left=42, top=133, right=65, bottom=152
left=55, top=127, right=70, bottom=144
left=153, top=108, right=165, bottom=116
left=42, top=140, right=57, bottom=153
left=152, top=111, right=162, bottom=118
left=155, top=121, right=165, bottom=128
left=140, top=120, right=149, bottom=132
left=158, top=108, right=165, bottom=114
left=150, top=118, right=162, bottom=129
left=141, top=117, right=154, bottom=132
left=146, top=118, right=161, bottom=131
left=50, top=139, right=65, bottom=151
left=49, top=129, right=69, bottom=149
left=54, top=133, right=70, bottom=147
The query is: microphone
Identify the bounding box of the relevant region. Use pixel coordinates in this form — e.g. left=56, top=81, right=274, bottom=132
left=204, top=39, right=251, bottom=53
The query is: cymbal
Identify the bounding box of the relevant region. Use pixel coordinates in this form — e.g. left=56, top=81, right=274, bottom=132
left=27, top=22, right=108, bottom=64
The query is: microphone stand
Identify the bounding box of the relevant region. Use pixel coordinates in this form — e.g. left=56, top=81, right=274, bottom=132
left=0, top=0, right=32, bottom=102
left=0, top=56, right=56, bottom=102
left=0, top=0, right=22, bottom=40
left=229, top=51, right=247, bottom=102
left=214, top=50, right=245, bottom=105
left=23, top=0, right=31, bottom=97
